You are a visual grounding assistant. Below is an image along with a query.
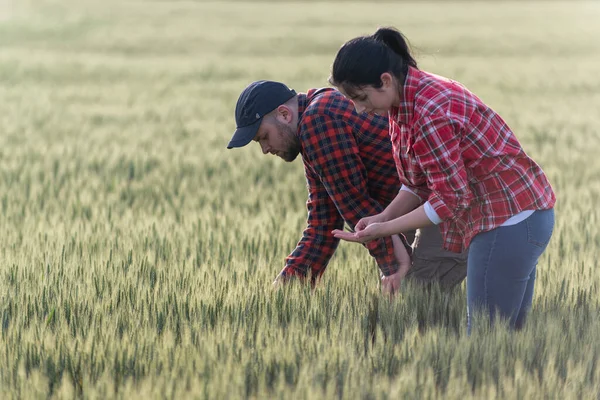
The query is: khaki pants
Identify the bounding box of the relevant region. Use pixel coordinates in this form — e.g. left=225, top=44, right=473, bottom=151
left=405, top=225, right=468, bottom=290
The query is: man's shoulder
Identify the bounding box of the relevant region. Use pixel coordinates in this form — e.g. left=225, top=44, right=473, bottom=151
left=302, top=89, right=353, bottom=118
left=299, top=89, right=377, bottom=134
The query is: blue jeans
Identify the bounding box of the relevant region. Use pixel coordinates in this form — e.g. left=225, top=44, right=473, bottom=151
left=467, top=209, right=555, bottom=334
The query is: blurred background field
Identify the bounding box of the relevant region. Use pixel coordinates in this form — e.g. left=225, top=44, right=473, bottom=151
left=0, top=0, right=599, bottom=398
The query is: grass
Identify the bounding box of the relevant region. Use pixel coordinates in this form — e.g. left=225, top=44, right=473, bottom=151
left=0, top=0, right=599, bottom=398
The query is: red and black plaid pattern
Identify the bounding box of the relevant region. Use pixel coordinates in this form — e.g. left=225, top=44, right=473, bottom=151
left=280, top=89, right=404, bottom=281
left=390, top=67, right=556, bottom=252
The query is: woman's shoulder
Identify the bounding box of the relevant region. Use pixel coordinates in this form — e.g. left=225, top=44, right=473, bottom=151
left=415, top=70, right=465, bottom=99
left=412, top=70, right=478, bottom=121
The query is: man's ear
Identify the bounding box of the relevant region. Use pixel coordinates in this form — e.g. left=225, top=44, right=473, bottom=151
left=275, top=105, right=293, bottom=124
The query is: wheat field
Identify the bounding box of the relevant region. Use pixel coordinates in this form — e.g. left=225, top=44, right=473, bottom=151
left=0, top=0, right=599, bottom=399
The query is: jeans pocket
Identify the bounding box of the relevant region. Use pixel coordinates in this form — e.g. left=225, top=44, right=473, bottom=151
left=526, top=209, right=555, bottom=248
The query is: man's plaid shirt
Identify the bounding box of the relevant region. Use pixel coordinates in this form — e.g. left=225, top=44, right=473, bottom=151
left=279, top=88, right=404, bottom=282
left=391, top=67, right=556, bottom=252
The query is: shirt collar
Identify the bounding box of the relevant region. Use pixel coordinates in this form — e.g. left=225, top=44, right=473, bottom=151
left=392, top=66, right=420, bottom=125
left=297, top=89, right=330, bottom=136
left=297, top=92, right=308, bottom=122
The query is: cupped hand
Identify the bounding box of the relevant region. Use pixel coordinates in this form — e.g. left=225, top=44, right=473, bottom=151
left=332, top=222, right=385, bottom=243
left=355, top=213, right=385, bottom=232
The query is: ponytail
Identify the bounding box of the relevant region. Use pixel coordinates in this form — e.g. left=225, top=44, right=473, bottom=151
left=329, top=26, right=418, bottom=95
left=371, top=27, right=417, bottom=69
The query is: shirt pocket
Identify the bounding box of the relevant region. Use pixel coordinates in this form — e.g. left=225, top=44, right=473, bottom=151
left=403, top=150, right=427, bottom=188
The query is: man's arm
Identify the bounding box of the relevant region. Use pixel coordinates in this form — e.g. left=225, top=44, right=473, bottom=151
left=276, top=163, right=344, bottom=284
left=299, top=113, right=405, bottom=276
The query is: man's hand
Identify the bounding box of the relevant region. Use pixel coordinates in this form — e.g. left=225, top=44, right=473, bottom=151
left=273, top=270, right=313, bottom=288
left=381, top=267, right=409, bottom=295
left=272, top=272, right=287, bottom=288
left=381, top=234, right=412, bottom=295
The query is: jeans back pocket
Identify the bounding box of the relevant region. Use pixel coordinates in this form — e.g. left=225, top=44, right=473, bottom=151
left=526, top=209, right=555, bottom=248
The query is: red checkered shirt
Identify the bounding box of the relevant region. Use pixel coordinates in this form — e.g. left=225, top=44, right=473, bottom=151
left=390, top=67, right=556, bottom=252
left=280, top=88, right=406, bottom=282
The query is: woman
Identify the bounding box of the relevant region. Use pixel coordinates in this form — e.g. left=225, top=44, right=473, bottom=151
left=329, top=27, right=555, bottom=333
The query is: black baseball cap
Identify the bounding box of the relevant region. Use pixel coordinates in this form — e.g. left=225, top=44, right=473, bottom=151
left=227, top=80, right=297, bottom=149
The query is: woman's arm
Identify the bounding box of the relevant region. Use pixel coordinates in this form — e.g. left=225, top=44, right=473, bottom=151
left=333, top=204, right=433, bottom=243
left=380, top=187, right=423, bottom=221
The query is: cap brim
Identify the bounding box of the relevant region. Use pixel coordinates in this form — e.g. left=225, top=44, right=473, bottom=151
left=227, top=118, right=262, bottom=149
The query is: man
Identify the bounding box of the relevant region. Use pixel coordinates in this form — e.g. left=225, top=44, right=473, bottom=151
left=227, top=80, right=467, bottom=292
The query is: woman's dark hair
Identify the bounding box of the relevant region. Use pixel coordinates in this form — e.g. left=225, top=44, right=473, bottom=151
left=329, top=27, right=417, bottom=96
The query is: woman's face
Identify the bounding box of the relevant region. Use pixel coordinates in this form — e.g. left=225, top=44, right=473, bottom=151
left=339, top=73, right=399, bottom=116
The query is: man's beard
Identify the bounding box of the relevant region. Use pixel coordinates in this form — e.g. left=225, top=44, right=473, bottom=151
left=276, top=122, right=301, bottom=162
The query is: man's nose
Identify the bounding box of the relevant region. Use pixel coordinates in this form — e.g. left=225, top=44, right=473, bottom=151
left=260, top=142, right=270, bottom=154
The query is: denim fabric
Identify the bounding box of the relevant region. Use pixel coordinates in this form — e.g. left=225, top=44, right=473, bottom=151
left=467, top=209, right=555, bottom=334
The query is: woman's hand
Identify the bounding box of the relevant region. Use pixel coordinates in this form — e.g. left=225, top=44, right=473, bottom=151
left=332, top=222, right=386, bottom=243
left=355, top=212, right=387, bottom=232
left=341, top=207, right=433, bottom=245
